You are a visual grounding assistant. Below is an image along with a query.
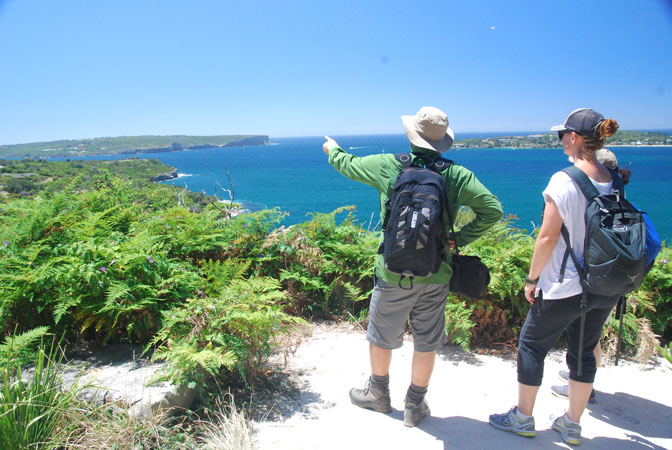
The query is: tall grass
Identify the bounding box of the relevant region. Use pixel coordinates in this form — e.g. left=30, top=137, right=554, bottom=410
left=198, top=394, right=255, bottom=450
left=0, top=331, right=81, bottom=449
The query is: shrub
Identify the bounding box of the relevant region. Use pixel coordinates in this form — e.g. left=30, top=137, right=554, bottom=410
left=255, top=206, right=377, bottom=317
left=149, top=274, right=304, bottom=393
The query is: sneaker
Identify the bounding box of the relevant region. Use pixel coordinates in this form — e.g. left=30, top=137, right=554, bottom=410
left=403, top=396, right=430, bottom=427
left=349, top=377, right=392, bottom=413
left=489, top=406, right=536, bottom=437
left=551, top=384, right=596, bottom=403
left=559, top=369, right=569, bottom=381
left=551, top=412, right=582, bottom=445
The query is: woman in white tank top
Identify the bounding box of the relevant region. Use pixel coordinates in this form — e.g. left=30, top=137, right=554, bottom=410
left=490, top=108, right=621, bottom=445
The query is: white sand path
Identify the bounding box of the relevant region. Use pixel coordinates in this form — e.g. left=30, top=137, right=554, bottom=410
left=254, top=323, right=672, bottom=450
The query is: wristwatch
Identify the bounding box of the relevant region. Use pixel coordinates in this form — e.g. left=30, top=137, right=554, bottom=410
left=525, top=275, right=539, bottom=285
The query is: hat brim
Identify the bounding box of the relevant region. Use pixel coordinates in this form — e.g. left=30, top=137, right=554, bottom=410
left=401, top=115, right=454, bottom=153
left=550, top=124, right=567, bottom=132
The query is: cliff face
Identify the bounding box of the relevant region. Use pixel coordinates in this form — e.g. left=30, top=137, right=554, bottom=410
left=120, top=136, right=269, bottom=155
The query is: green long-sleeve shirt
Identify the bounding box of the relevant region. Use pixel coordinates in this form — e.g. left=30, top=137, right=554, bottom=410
left=328, top=145, right=503, bottom=285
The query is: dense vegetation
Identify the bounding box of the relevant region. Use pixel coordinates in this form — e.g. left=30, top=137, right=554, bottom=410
left=1, top=158, right=669, bottom=448
left=0, top=135, right=269, bottom=158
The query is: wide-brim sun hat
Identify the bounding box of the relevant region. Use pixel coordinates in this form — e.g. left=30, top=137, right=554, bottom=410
left=596, top=148, right=619, bottom=170
left=402, top=106, right=454, bottom=152
left=551, top=108, right=605, bottom=138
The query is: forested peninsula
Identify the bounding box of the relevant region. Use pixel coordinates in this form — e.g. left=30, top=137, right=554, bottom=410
left=455, top=130, right=671, bottom=149
left=0, top=134, right=269, bottom=158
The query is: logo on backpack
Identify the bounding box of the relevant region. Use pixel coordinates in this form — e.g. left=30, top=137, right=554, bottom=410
left=379, top=153, right=452, bottom=287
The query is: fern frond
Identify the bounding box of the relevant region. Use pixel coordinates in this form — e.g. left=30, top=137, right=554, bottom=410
left=0, top=326, right=50, bottom=359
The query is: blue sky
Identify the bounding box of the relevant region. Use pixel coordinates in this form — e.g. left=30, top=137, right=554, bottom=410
left=1, top=0, right=671, bottom=144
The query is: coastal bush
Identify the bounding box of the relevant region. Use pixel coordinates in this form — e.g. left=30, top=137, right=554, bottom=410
left=0, top=191, right=203, bottom=342
left=148, top=276, right=304, bottom=393
left=254, top=206, right=377, bottom=317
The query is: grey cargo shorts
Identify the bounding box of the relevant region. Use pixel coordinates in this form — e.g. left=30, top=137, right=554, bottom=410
left=366, top=279, right=450, bottom=352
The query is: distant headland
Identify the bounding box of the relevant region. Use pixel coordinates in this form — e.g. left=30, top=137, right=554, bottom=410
left=454, top=130, right=671, bottom=149
left=0, top=135, right=270, bottom=158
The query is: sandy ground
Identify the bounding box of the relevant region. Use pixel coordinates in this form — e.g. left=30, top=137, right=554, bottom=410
left=253, top=322, right=672, bottom=450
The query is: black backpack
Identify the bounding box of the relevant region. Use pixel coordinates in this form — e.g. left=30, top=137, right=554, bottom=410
left=380, top=153, right=452, bottom=288
left=559, top=166, right=648, bottom=374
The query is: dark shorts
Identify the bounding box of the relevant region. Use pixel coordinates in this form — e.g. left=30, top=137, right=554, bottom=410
left=517, top=292, right=619, bottom=385
left=366, top=279, right=450, bottom=352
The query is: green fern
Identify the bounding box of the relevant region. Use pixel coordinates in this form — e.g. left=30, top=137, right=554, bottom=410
left=148, top=277, right=305, bottom=392
left=0, top=326, right=50, bottom=361
left=444, top=299, right=476, bottom=351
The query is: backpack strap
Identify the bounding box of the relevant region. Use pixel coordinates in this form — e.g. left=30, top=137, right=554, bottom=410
left=562, top=165, right=625, bottom=199
left=558, top=165, right=627, bottom=283
left=394, top=152, right=454, bottom=173
left=381, top=154, right=415, bottom=233
left=561, top=166, right=600, bottom=201
left=386, top=152, right=453, bottom=230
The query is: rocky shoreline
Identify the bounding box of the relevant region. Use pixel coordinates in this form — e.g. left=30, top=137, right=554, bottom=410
left=149, top=170, right=179, bottom=182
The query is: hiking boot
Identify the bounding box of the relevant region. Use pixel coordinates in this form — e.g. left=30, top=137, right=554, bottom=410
left=349, top=377, right=392, bottom=413
left=489, top=406, right=536, bottom=437
left=551, top=412, right=582, bottom=445
left=403, top=396, right=430, bottom=427
left=559, top=369, right=569, bottom=381
left=551, top=384, right=596, bottom=403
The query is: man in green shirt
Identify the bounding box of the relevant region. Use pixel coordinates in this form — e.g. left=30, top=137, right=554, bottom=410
left=323, top=106, right=502, bottom=427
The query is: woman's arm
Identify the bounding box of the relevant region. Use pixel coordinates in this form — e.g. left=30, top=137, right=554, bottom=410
left=525, top=197, right=563, bottom=304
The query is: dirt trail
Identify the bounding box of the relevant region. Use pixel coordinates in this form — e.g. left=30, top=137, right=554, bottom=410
left=253, top=323, right=672, bottom=450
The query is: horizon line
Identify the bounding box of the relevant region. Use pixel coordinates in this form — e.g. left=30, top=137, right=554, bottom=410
left=2, top=128, right=672, bottom=147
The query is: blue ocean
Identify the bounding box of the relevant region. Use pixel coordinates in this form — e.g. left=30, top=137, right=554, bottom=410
left=74, top=134, right=672, bottom=241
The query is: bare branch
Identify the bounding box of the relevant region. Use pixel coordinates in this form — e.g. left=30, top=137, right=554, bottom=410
left=203, top=189, right=232, bottom=218
left=175, top=183, right=188, bottom=208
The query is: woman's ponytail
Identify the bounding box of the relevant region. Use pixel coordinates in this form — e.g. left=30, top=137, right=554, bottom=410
left=583, top=118, right=619, bottom=153
left=599, top=118, right=619, bottom=138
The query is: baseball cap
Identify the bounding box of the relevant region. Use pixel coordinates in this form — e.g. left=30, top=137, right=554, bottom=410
left=551, top=108, right=605, bottom=138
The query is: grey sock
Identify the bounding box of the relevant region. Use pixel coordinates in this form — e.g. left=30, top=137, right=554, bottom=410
left=371, top=373, right=389, bottom=389
left=406, top=383, right=427, bottom=404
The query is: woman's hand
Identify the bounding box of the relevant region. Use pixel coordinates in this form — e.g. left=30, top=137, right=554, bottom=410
left=524, top=197, right=562, bottom=306
left=323, top=136, right=339, bottom=154
left=524, top=282, right=537, bottom=305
